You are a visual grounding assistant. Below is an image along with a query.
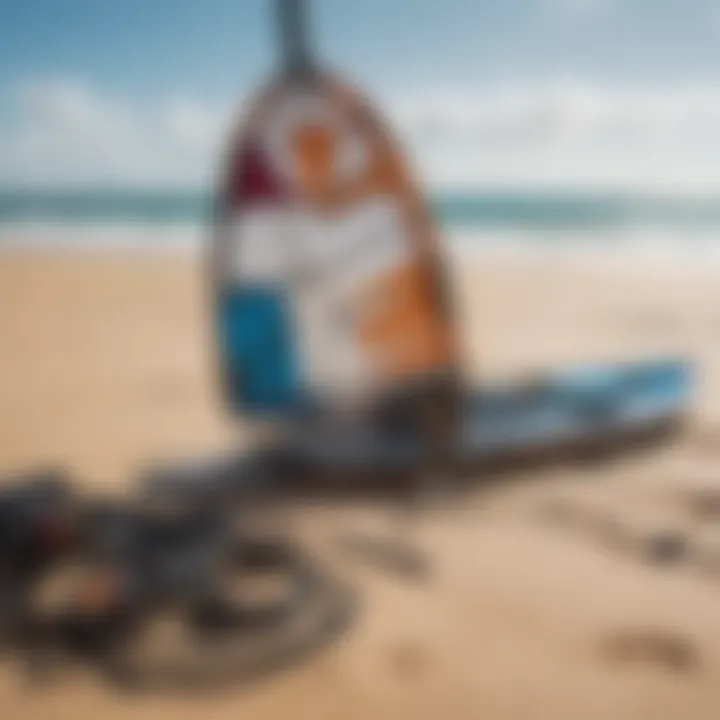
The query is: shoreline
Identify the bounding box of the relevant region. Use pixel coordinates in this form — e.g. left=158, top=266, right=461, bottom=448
left=2, top=223, right=720, bottom=275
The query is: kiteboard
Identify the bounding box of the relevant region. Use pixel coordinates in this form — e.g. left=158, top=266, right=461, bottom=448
left=144, top=359, right=692, bottom=502
left=276, top=358, right=692, bottom=477
left=211, top=0, right=460, bottom=434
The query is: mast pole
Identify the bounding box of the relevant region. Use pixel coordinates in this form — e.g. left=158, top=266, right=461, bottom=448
left=277, top=0, right=314, bottom=77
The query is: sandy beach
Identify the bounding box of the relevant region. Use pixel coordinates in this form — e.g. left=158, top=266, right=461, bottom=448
left=1, top=246, right=720, bottom=719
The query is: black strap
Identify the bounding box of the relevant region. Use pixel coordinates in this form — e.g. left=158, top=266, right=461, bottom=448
left=277, top=0, right=314, bottom=78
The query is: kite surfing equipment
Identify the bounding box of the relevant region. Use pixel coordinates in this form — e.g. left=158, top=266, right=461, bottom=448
left=211, top=0, right=461, bottom=441
left=0, top=0, right=695, bottom=695
left=0, top=475, right=355, bottom=692
left=143, top=359, right=692, bottom=499
left=206, top=2, right=692, bottom=500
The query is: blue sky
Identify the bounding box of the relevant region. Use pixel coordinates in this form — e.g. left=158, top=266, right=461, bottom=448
left=3, top=0, right=720, bottom=95
left=2, top=0, right=720, bottom=190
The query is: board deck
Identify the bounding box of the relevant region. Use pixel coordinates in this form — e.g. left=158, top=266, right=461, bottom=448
left=279, top=359, right=692, bottom=473
left=462, top=358, right=691, bottom=460
left=144, top=359, right=692, bottom=502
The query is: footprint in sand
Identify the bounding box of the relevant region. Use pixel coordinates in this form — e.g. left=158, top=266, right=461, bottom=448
left=695, top=546, right=720, bottom=578
left=681, top=487, right=720, bottom=521
left=537, top=501, right=692, bottom=567
left=538, top=500, right=617, bottom=545
left=337, top=533, right=431, bottom=583
left=689, top=426, right=720, bottom=458
left=536, top=498, right=579, bottom=527
left=144, top=372, right=194, bottom=407
left=538, top=499, right=636, bottom=549
left=610, top=310, right=680, bottom=337
left=387, top=641, right=431, bottom=679
left=602, top=629, right=700, bottom=674
left=641, top=530, right=691, bottom=567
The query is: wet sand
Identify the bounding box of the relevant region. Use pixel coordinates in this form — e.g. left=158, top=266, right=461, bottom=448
left=1, top=248, right=720, bottom=719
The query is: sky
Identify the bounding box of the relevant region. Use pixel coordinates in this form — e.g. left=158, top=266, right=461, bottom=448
left=2, top=0, right=720, bottom=191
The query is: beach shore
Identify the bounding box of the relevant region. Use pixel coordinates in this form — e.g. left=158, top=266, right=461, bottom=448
left=1, top=247, right=720, bottom=719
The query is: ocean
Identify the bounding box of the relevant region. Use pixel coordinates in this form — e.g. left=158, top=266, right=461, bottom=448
left=2, top=190, right=720, bottom=263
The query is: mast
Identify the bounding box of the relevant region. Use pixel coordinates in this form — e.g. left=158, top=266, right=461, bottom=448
left=277, top=0, right=315, bottom=77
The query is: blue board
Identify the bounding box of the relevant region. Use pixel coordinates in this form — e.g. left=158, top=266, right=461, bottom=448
left=143, top=358, right=693, bottom=502
left=462, top=358, right=691, bottom=460
left=279, top=358, right=693, bottom=473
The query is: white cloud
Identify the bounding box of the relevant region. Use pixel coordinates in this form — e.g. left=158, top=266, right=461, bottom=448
left=384, top=79, right=720, bottom=192
left=0, top=79, right=233, bottom=189
left=4, top=76, right=720, bottom=192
